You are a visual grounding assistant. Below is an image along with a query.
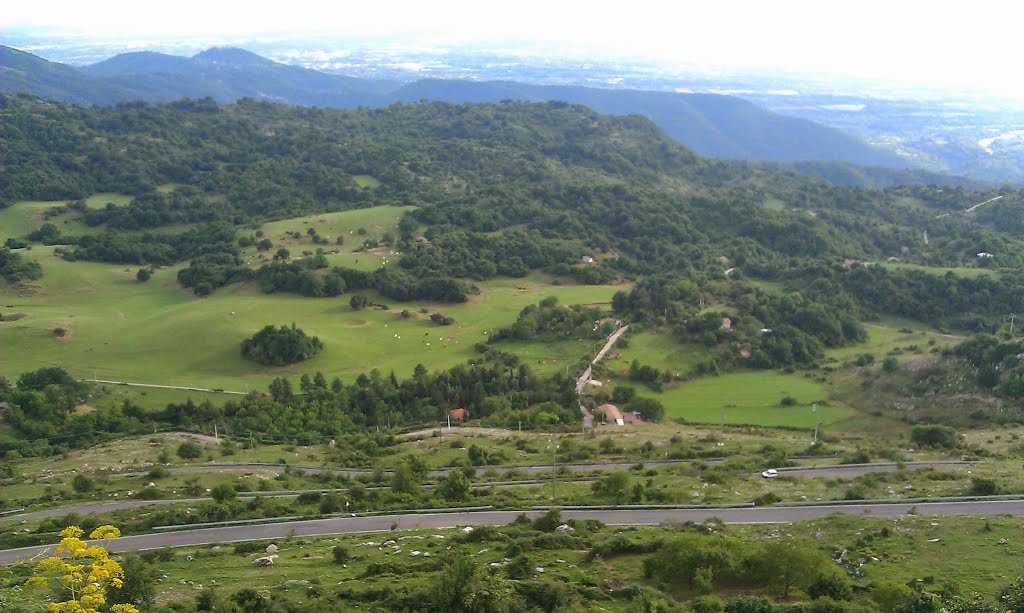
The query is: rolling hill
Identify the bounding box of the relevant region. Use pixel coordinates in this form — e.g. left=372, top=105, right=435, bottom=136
left=1, top=44, right=913, bottom=171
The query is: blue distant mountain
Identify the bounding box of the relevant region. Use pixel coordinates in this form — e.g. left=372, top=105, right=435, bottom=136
left=2, top=44, right=915, bottom=172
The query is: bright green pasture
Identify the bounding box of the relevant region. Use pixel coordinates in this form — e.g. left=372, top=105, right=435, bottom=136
left=238, top=205, right=414, bottom=272
left=0, top=194, right=134, bottom=240
left=881, top=261, right=1001, bottom=279
left=825, top=320, right=960, bottom=362
left=1, top=201, right=91, bottom=240
left=613, top=331, right=712, bottom=376
left=83, top=192, right=133, bottom=209
left=0, top=246, right=623, bottom=399
left=639, top=371, right=847, bottom=427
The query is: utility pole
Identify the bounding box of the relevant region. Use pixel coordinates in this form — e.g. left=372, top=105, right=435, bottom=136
left=812, top=403, right=819, bottom=446
left=1010, top=314, right=1016, bottom=336
left=550, top=438, right=558, bottom=503
left=214, top=424, right=218, bottom=441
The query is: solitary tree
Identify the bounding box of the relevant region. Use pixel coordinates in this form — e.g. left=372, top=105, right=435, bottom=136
left=391, top=461, right=419, bottom=494
left=211, top=483, right=237, bottom=503
left=438, top=469, right=472, bottom=502
left=430, top=550, right=515, bottom=612
left=176, top=440, right=203, bottom=459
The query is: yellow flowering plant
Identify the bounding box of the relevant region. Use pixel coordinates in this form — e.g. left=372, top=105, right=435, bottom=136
left=25, top=525, right=140, bottom=613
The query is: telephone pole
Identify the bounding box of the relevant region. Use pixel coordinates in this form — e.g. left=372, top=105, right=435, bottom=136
left=812, top=403, right=819, bottom=446
left=549, top=438, right=558, bottom=503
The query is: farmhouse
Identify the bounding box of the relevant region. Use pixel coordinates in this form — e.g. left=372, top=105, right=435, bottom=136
left=448, top=408, right=469, bottom=422
left=721, top=317, right=732, bottom=331
left=580, top=255, right=595, bottom=264
left=621, top=411, right=644, bottom=426
left=598, top=404, right=644, bottom=426
left=977, top=252, right=994, bottom=258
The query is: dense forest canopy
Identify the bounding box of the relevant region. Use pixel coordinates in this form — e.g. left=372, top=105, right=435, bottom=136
left=4, top=93, right=1023, bottom=280
left=4, top=93, right=1024, bottom=344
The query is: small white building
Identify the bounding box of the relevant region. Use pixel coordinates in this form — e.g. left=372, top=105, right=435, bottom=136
left=581, top=255, right=595, bottom=264
left=977, top=252, right=994, bottom=258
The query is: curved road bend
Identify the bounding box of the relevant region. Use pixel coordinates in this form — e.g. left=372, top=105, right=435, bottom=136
left=3, top=499, right=1024, bottom=564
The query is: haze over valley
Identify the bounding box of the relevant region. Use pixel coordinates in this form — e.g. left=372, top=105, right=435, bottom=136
left=3, top=4, right=1024, bottom=612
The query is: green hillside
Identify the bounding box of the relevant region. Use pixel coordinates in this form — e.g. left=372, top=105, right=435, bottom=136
left=2, top=44, right=931, bottom=172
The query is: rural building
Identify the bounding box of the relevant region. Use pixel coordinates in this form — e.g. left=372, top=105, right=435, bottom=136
left=721, top=317, right=732, bottom=331
left=581, top=255, right=595, bottom=264
left=622, top=411, right=644, bottom=425
left=585, top=379, right=603, bottom=388
left=598, top=404, right=644, bottom=426
left=0, top=401, right=8, bottom=417
left=977, top=252, right=994, bottom=258
left=448, top=408, right=469, bottom=422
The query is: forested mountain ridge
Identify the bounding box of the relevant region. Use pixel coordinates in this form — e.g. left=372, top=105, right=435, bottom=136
left=4, top=92, right=1024, bottom=322
left=2, top=92, right=1019, bottom=274
left=0, top=44, right=923, bottom=173
left=392, top=79, right=911, bottom=166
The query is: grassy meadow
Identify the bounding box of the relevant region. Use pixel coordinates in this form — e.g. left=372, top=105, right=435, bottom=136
left=1, top=200, right=624, bottom=401
left=633, top=370, right=847, bottom=428
left=237, top=205, right=416, bottom=272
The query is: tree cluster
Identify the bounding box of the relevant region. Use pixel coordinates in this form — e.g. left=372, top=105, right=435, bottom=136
left=240, top=324, right=324, bottom=366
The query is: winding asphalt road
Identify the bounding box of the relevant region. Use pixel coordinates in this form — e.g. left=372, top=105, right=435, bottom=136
left=3, top=499, right=1024, bottom=564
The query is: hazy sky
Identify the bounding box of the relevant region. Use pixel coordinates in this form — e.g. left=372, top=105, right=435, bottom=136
left=4, top=0, right=1022, bottom=98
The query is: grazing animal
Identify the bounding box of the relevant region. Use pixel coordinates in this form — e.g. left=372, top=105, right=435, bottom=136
left=253, top=554, right=279, bottom=566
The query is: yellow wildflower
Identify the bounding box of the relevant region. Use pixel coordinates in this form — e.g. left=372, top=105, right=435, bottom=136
left=89, top=525, right=121, bottom=540
left=58, top=526, right=84, bottom=539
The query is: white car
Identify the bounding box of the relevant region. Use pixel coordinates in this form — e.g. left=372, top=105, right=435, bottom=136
left=761, top=469, right=779, bottom=479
